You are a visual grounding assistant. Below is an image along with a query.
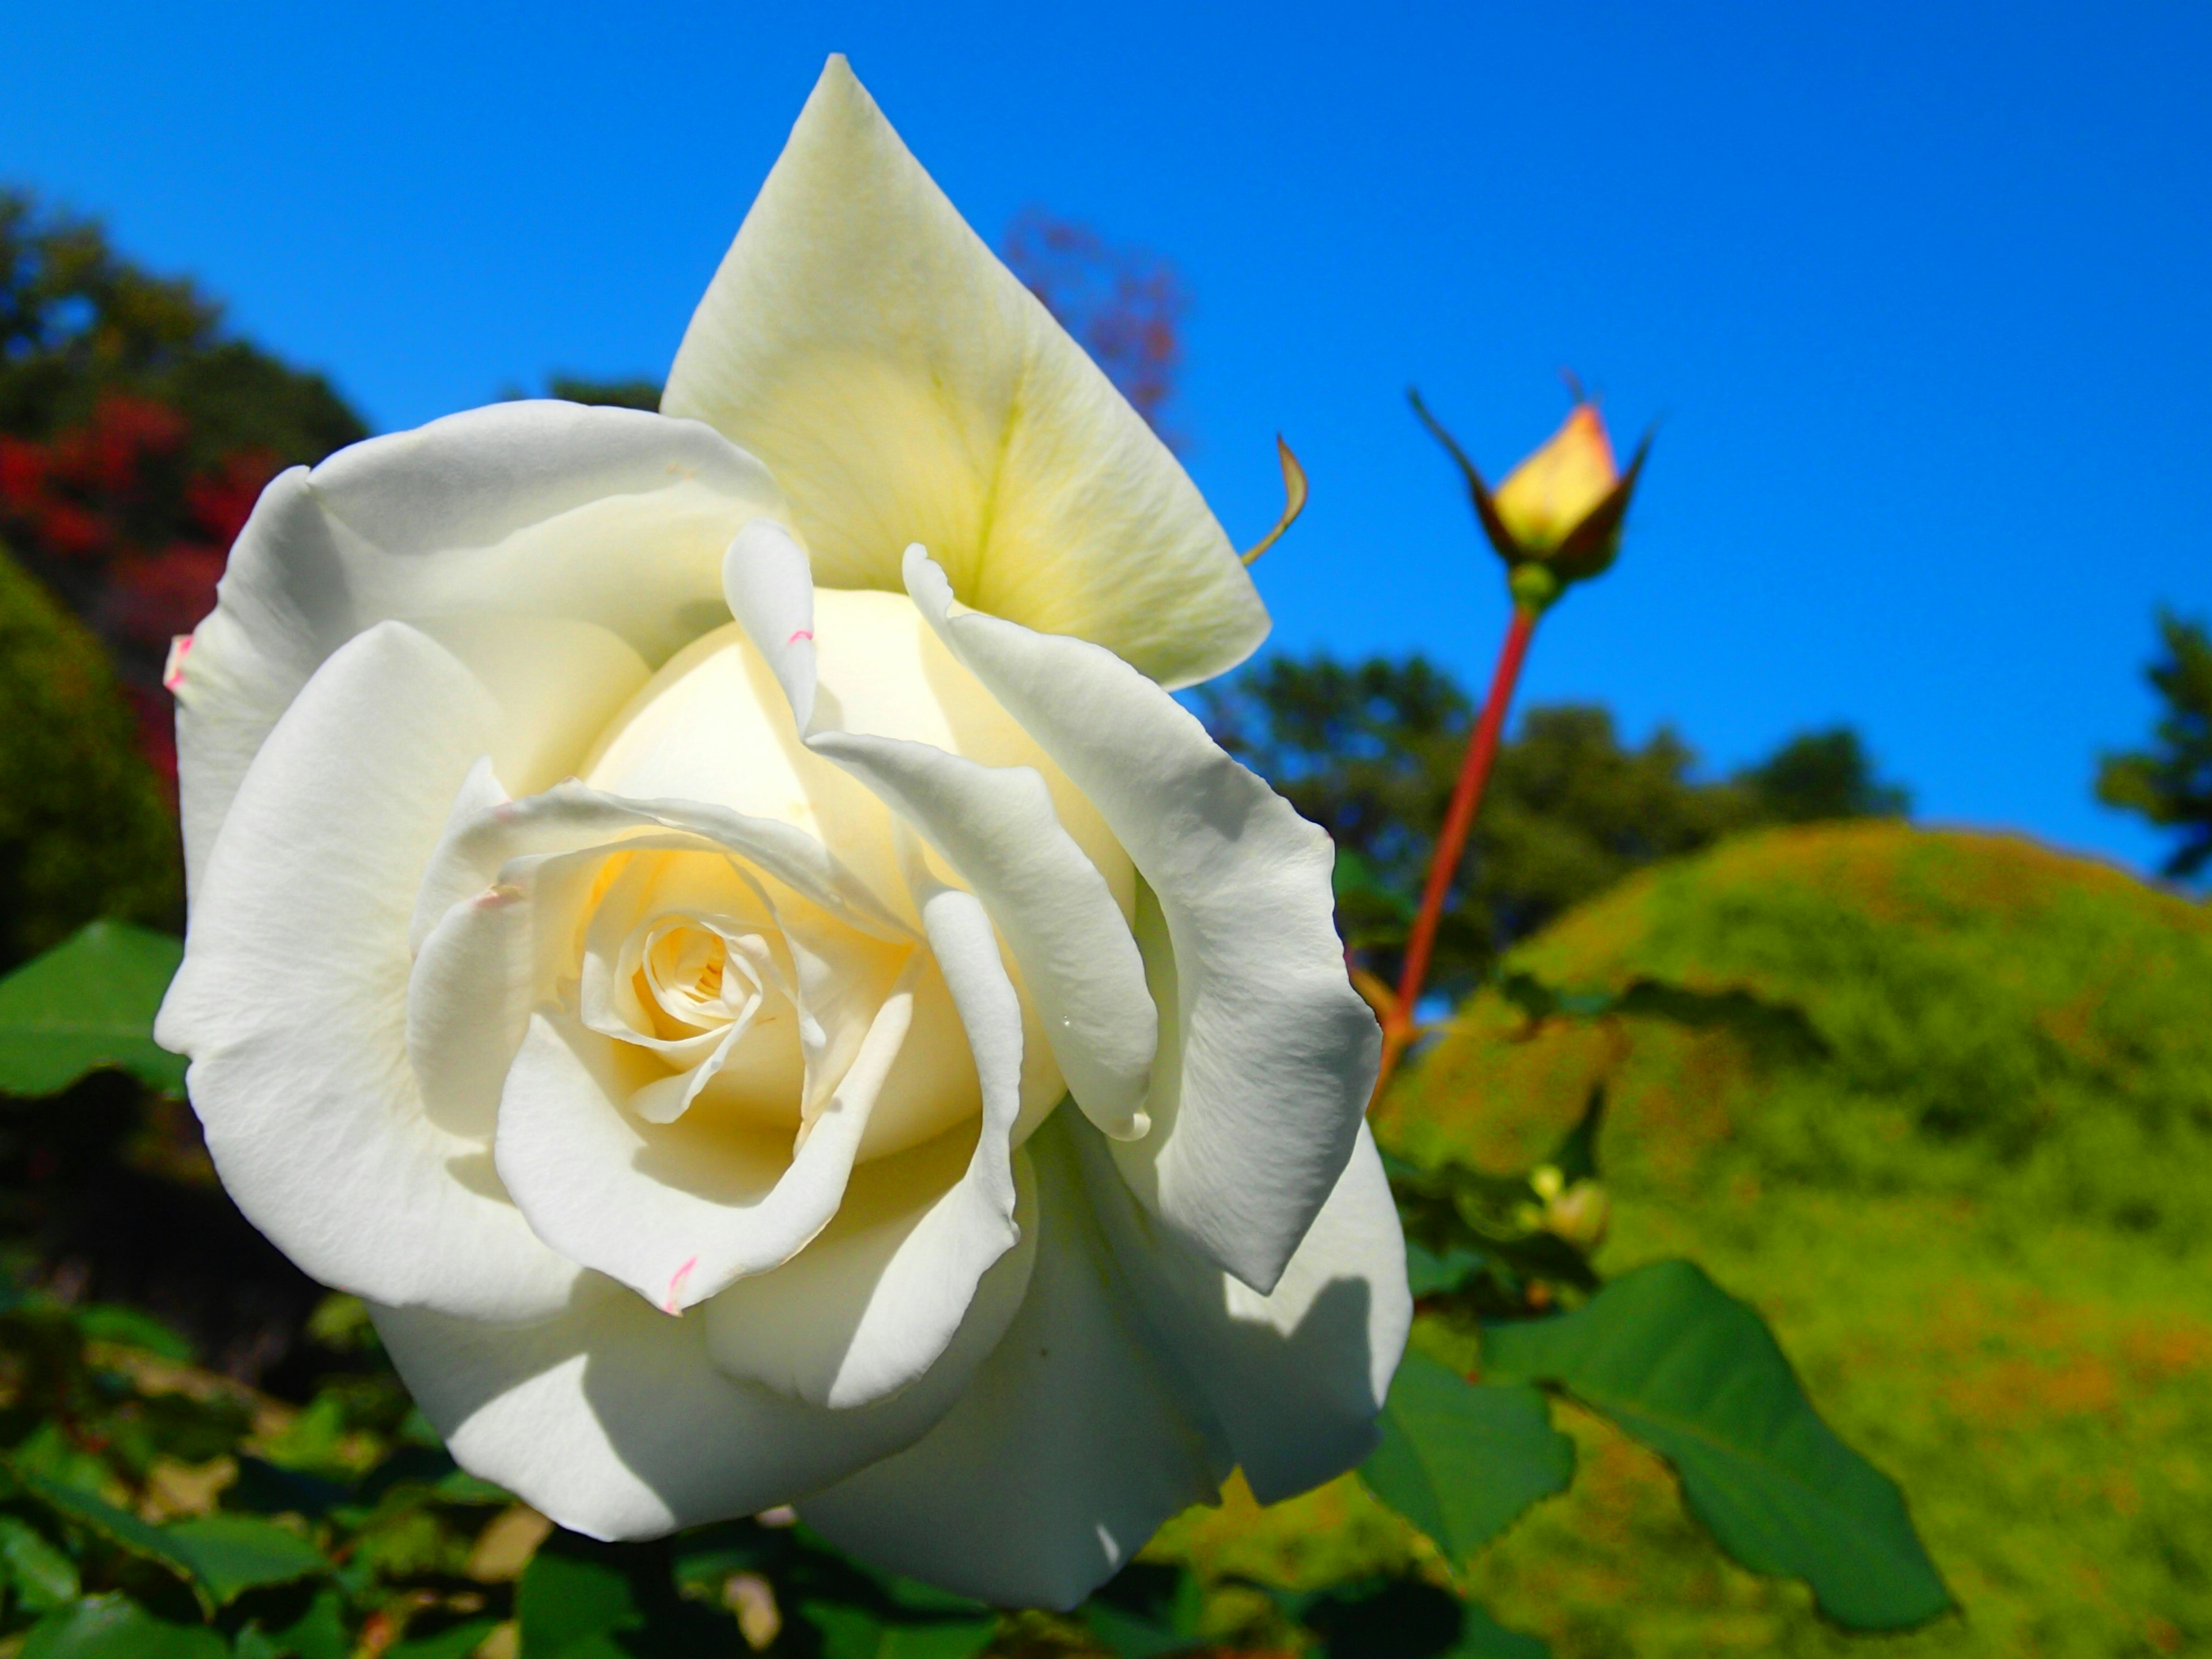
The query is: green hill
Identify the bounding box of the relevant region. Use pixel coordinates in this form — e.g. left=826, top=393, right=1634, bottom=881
left=1158, top=823, right=2212, bottom=1657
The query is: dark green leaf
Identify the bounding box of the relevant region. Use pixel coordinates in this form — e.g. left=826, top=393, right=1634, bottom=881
left=12, top=1465, right=327, bottom=1611
left=1537, top=1084, right=1606, bottom=1187
left=163, top=1515, right=327, bottom=1604
left=1079, top=1561, right=1205, bottom=1659
left=226, top=1457, right=347, bottom=1520
left=71, top=1304, right=193, bottom=1361
left=1301, top=1578, right=1548, bottom=1659
left=517, top=1531, right=728, bottom=1658
left=14, top=1461, right=208, bottom=1605
left=0, top=1512, right=79, bottom=1609
left=1480, top=1259, right=1950, bottom=1630
left=389, top=1618, right=503, bottom=1658
left=233, top=1586, right=348, bottom=1659
left=1452, top=1603, right=1551, bottom=1659
left=1358, top=1352, right=1573, bottom=1562
left=810, top=1603, right=1000, bottom=1659
left=517, top=1538, right=642, bottom=1658
left=0, top=921, right=184, bottom=1096
left=19, top=1593, right=225, bottom=1659
left=1404, top=1240, right=1489, bottom=1299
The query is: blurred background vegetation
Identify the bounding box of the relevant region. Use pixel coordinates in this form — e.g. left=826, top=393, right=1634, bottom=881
left=0, top=193, right=2206, bottom=1657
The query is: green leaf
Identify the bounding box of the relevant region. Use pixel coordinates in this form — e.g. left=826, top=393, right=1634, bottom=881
left=14, top=1462, right=206, bottom=1597
left=19, top=1593, right=225, bottom=1659
left=516, top=1532, right=728, bottom=1658
left=12, top=1465, right=326, bottom=1612
left=162, top=1515, right=328, bottom=1604
left=0, top=921, right=184, bottom=1096
left=0, top=1513, right=79, bottom=1609
left=518, top=1538, right=642, bottom=1658
left=1537, top=1083, right=1606, bottom=1187
left=388, top=1618, right=503, bottom=1658
left=1480, top=1259, right=1950, bottom=1630
left=233, top=1587, right=349, bottom=1659
left=1452, top=1603, right=1551, bottom=1659
left=71, top=1304, right=194, bottom=1362
left=1078, top=1562, right=1205, bottom=1659
left=809, top=1603, right=1000, bottom=1659
left=1358, top=1351, right=1574, bottom=1562
left=1404, top=1240, right=1490, bottom=1299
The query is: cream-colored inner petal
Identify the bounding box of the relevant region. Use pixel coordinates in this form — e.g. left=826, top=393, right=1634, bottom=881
left=579, top=588, right=1132, bottom=929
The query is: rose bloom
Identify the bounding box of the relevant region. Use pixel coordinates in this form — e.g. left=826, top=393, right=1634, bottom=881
left=157, top=57, right=1408, bottom=1607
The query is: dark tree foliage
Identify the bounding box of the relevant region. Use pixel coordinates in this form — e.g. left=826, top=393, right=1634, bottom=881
left=2097, top=609, right=2212, bottom=880
left=0, top=191, right=363, bottom=466
left=0, top=191, right=368, bottom=778
left=542, top=374, right=664, bottom=411
left=1740, top=727, right=1911, bottom=824
left=1003, top=208, right=1189, bottom=449
left=0, top=544, right=180, bottom=967
left=1200, top=652, right=1908, bottom=993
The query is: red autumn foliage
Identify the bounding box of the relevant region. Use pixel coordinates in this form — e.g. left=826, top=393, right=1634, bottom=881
left=0, top=390, right=280, bottom=790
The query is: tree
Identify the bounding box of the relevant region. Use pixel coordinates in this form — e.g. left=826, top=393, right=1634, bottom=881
left=0, top=191, right=368, bottom=778
left=1740, top=727, right=1911, bottom=823
left=1200, top=651, right=1908, bottom=993
left=2097, top=609, right=2212, bottom=879
left=0, top=543, right=180, bottom=965
left=1002, top=209, right=1189, bottom=449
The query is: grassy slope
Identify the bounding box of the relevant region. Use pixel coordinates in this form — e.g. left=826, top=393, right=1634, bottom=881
left=1156, top=823, right=2212, bottom=1657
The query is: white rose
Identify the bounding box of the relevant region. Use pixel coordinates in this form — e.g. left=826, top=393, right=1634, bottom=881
left=155, top=56, right=1408, bottom=1608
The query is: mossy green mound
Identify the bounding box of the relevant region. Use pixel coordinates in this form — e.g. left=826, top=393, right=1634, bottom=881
left=1156, top=823, right=2212, bottom=1657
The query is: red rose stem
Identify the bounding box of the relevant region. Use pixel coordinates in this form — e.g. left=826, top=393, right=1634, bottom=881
left=1369, top=603, right=1539, bottom=1106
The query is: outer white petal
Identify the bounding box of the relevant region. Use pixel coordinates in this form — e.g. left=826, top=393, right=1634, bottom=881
left=495, top=964, right=913, bottom=1316
left=369, top=1229, right=1034, bottom=1541
left=1072, top=1113, right=1411, bottom=1503
left=154, top=623, right=592, bottom=1323
left=172, top=401, right=785, bottom=895
left=706, top=875, right=1029, bottom=1408
left=799, top=1110, right=1231, bottom=1611
left=662, top=55, right=1266, bottom=691
left=906, top=550, right=1380, bottom=1293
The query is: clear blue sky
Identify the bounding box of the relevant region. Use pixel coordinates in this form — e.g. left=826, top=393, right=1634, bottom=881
left=7, top=2, right=2208, bottom=874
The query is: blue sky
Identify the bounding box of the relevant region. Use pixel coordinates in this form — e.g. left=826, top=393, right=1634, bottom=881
left=7, top=2, right=2208, bottom=873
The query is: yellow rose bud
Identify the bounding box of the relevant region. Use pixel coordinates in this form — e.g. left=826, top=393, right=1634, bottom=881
left=1491, top=405, right=1619, bottom=553
left=1408, top=386, right=1652, bottom=612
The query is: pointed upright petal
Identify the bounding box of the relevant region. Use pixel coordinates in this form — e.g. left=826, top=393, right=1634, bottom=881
left=663, top=56, right=1266, bottom=690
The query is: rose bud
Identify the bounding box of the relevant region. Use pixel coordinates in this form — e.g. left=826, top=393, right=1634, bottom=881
left=1408, top=388, right=1652, bottom=612
left=1543, top=1180, right=1612, bottom=1252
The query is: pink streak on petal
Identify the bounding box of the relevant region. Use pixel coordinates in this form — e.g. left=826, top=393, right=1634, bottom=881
left=162, top=634, right=195, bottom=693
left=663, top=1255, right=699, bottom=1315
left=787, top=629, right=813, bottom=645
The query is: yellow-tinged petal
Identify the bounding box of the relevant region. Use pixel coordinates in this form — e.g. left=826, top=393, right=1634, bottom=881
left=663, top=56, right=1267, bottom=690
left=1490, top=404, right=1620, bottom=552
